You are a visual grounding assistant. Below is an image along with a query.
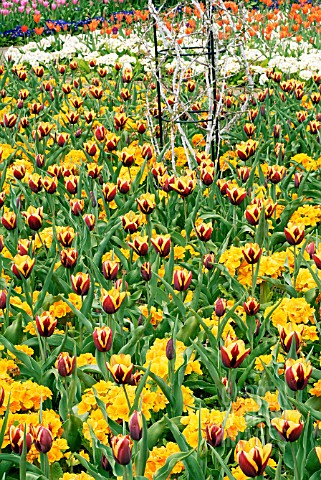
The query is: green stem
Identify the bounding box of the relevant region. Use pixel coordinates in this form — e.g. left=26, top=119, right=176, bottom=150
left=293, top=245, right=297, bottom=290
left=40, top=452, right=50, bottom=478
left=122, top=384, right=131, bottom=412
left=291, top=443, right=300, bottom=480
left=251, top=263, right=255, bottom=297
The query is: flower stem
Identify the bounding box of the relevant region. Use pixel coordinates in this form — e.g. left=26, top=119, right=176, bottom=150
left=122, top=384, right=131, bottom=412
left=291, top=443, right=300, bottom=480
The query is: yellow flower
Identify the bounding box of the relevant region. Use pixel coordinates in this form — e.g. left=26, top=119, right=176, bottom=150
left=265, top=297, right=315, bottom=328
left=263, top=391, right=280, bottom=411
left=144, top=338, right=202, bottom=379
left=144, top=442, right=184, bottom=479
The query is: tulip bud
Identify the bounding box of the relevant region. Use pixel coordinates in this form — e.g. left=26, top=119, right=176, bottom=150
left=166, top=338, right=175, bottom=360
left=93, top=326, right=113, bottom=352
left=242, top=243, right=262, bottom=264
left=306, top=242, right=316, bottom=259
left=0, top=289, right=7, bottom=310
left=141, top=262, right=152, bottom=282
left=206, top=424, right=224, bottom=447
left=203, top=253, right=215, bottom=270
left=83, top=213, right=96, bottom=231
left=243, top=297, right=260, bottom=316
left=111, top=435, right=133, bottom=465
left=101, top=453, right=110, bottom=471
left=214, top=298, right=226, bottom=317
left=34, top=426, right=53, bottom=454
left=129, top=411, right=143, bottom=441
left=56, top=352, right=76, bottom=377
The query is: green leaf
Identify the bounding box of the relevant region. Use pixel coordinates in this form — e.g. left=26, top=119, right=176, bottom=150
left=164, top=416, right=206, bottom=480
left=154, top=451, right=193, bottom=480
left=154, top=273, right=186, bottom=318
left=62, top=414, right=83, bottom=451
left=209, top=446, right=236, bottom=480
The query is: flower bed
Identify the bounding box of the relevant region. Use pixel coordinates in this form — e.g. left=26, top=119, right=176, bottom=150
left=1, top=1, right=321, bottom=480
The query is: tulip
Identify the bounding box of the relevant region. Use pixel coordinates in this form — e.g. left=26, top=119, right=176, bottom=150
left=33, top=426, right=53, bottom=454
left=42, top=176, right=57, bottom=194
left=243, top=123, right=256, bottom=137
left=64, top=175, right=78, bottom=195
left=9, top=425, right=33, bottom=454
left=171, top=176, right=196, bottom=197
left=12, top=164, right=26, bottom=180
left=284, top=224, right=305, bottom=245
left=141, top=144, right=153, bottom=160
left=36, top=311, right=57, bottom=337
left=0, top=191, right=4, bottom=210
left=236, top=437, right=272, bottom=478
left=122, top=211, right=141, bottom=233
left=173, top=268, right=192, bottom=291
left=267, top=165, right=286, bottom=184
left=2, top=211, right=17, bottom=230
left=117, top=178, right=131, bottom=194
left=203, top=253, right=215, bottom=270
left=243, top=297, right=260, bottom=316
left=166, top=338, right=175, bottom=360
left=102, top=260, right=119, bottom=280
left=70, top=199, right=84, bottom=216
left=101, top=288, right=126, bottom=314
left=29, top=174, right=42, bottom=193
left=128, top=235, right=149, bottom=256
left=106, top=133, right=119, bottom=151
left=220, top=335, right=250, bottom=368
left=136, top=122, right=146, bottom=134
left=296, top=111, right=307, bottom=123
left=11, top=255, right=35, bottom=280
left=242, top=243, right=262, bottom=264
left=71, top=272, right=90, bottom=296
left=141, top=262, right=152, bottom=281
left=195, top=222, right=213, bottom=242
left=101, top=453, right=110, bottom=471
left=206, top=424, right=224, bottom=447
left=244, top=204, right=261, bottom=226
left=56, top=352, right=76, bottom=377
left=137, top=193, right=156, bottom=215
left=0, top=386, right=4, bottom=407
left=226, top=187, right=247, bottom=206
left=114, top=113, right=128, bottom=130
left=87, top=163, right=103, bottom=179
left=237, top=166, right=250, bottom=183
left=309, top=120, right=321, bottom=134
left=83, top=213, right=96, bottom=231
left=84, top=110, right=96, bottom=124
left=151, top=234, right=171, bottom=257
left=57, top=228, right=75, bottom=247
left=60, top=248, right=78, bottom=268
left=107, top=354, right=133, bottom=384
left=22, top=206, right=43, bottom=231
left=214, top=298, right=226, bottom=317
left=278, top=324, right=303, bottom=353
left=84, top=141, right=98, bottom=157
left=89, top=86, right=103, bottom=99
left=3, top=113, right=17, bottom=128
left=285, top=358, right=312, bottom=391
left=271, top=410, right=304, bottom=442
left=17, top=239, right=32, bottom=256
left=102, top=183, right=117, bottom=202
left=93, top=326, right=113, bottom=352
left=111, top=434, right=133, bottom=465
left=200, top=165, right=215, bottom=186
left=0, top=289, right=7, bottom=310
left=129, top=411, right=143, bottom=441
